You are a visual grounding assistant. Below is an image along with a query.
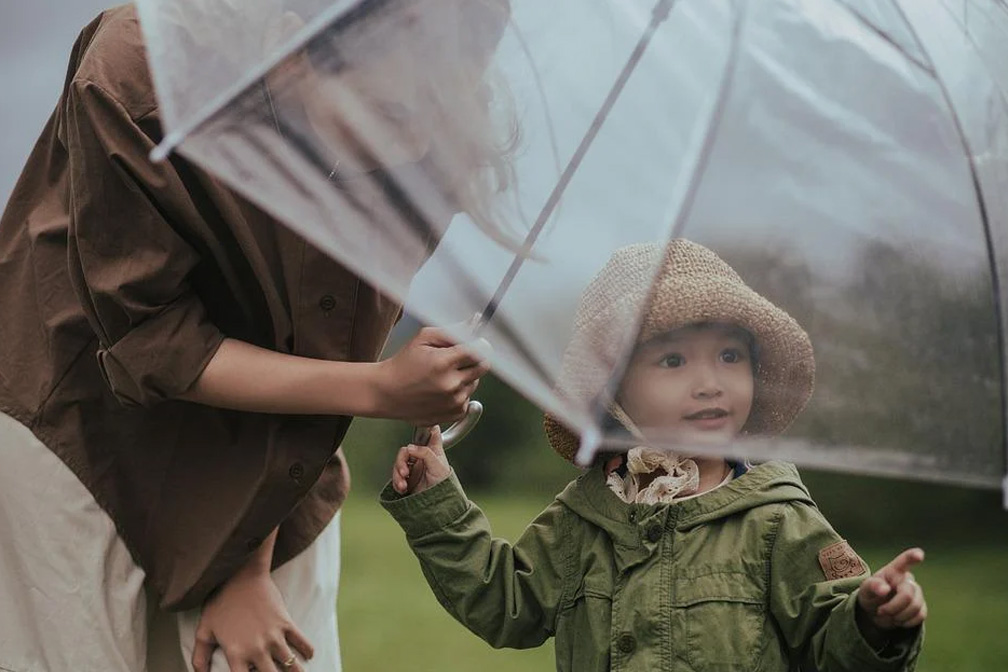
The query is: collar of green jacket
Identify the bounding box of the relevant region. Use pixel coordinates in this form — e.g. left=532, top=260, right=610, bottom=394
left=556, top=461, right=816, bottom=572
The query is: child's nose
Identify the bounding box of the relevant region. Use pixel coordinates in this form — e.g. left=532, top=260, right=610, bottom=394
left=691, top=365, right=723, bottom=398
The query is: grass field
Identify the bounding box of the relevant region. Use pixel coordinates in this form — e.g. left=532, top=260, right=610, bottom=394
left=338, top=491, right=1008, bottom=672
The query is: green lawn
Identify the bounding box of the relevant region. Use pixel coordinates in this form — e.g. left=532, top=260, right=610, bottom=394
left=338, top=492, right=1008, bottom=672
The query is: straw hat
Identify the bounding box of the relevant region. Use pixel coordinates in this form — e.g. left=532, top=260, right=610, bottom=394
left=544, top=239, right=815, bottom=463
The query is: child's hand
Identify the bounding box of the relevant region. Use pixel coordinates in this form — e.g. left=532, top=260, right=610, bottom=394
left=392, top=425, right=451, bottom=495
left=857, top=548, right=927, bottom=635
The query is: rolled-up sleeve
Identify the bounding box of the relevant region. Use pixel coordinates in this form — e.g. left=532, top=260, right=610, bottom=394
left=64, top=77, right=224, bottom=406
left=769, top=502, right=922, bottom=672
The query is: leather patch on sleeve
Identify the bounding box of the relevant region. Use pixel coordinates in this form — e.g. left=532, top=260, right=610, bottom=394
left=818, top=540, right=867, bottom=581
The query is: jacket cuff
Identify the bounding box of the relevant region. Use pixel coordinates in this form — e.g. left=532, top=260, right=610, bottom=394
left=96, top=293, right=225, bottom=407
left=833, top=592, right=923, bottom=670
left=379, top=471, right=471, bottom=538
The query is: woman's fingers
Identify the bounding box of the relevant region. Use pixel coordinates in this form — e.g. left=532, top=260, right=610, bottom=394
left=249, top=649, right=280, bottom=672
left=459, top=378, right=480, bottom=398
left=192, top=628, right=217, bottom=672
left=285, top=625, right=315, bottom=662
left=222, top=648, right=251, bottom=672
left=268, top=637, right=304, bottom=672
left=446, top=338, right=492, bottom=372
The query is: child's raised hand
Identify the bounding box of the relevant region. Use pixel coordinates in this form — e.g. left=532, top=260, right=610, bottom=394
left=392, top=425, right=452, bottom=495
left=857, top=548, right=928, bottom=632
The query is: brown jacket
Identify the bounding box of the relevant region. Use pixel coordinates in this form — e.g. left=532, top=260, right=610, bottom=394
left=0, top=6, right=428, bottom=610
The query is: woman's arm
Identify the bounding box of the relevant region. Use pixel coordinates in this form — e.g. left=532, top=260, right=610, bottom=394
left=192, top=528, right=315, bottom=672
left=180, top=327, right=489, bottom=426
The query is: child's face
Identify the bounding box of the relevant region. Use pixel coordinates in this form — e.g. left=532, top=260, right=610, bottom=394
left=618, top=323, right=754, bottom=448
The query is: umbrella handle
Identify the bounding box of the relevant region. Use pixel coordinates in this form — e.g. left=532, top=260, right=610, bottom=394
left=412, top=400, right=484, bottom=449
left=405, top=402, right=483, bottom=493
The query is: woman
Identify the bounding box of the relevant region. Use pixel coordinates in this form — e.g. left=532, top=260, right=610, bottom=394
left=0, top=1, right=512, bottom=671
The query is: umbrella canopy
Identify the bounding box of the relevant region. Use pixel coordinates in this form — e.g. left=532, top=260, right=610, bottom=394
left=136, top=0, right=1007, bottom=498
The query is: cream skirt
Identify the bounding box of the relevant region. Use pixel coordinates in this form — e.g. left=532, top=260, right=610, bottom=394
left=0, top=411, right=341, bottom=672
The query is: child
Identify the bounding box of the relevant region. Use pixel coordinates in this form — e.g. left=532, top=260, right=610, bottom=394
left=381, top=239, right=926, bottom=671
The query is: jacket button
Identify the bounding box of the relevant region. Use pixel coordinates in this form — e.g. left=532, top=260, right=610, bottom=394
left=319, top=294, right=336, bottom=312
left=616, top=633, right=636, bottom=654
left=645, top=521, right=663, bottom=543
left=246, top=537, right=261, bottom=552
left=289, top=462, right=305, bottom=481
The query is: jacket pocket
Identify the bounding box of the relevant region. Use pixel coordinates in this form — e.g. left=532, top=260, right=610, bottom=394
left=673, top=570, right=765, bottom=671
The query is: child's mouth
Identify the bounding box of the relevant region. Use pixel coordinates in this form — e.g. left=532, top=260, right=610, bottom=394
left=684, top=408, right=728, bottom=420
left=683, top=408, right=730, bottom=429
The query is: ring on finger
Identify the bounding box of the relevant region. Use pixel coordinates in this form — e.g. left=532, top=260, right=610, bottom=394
left=281, top=654, right=297, bottom=668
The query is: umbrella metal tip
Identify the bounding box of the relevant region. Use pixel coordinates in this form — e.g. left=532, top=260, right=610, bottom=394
left=149, top=143, right=171, bottom=163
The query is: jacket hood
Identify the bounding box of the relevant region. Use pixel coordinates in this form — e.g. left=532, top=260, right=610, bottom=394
left=557, top=461, right=814, bottom=547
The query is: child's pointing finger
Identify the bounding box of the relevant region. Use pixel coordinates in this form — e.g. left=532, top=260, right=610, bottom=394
left=884, top=548, right=925, bottom=580
left=869, top=547, right=924, bottom=594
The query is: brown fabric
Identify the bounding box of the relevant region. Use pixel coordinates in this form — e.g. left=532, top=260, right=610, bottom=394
left=0, top=5, right=435, bottom=611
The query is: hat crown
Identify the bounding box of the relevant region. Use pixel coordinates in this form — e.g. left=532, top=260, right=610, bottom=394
left=666, top=239, right=743, bottom=284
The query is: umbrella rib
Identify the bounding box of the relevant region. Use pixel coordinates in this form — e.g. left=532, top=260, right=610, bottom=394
left=256, top=77, right=554, bottom=382
left=479, top=0, right=677, bottom=325
left=573, top=0, right=751, bottom=463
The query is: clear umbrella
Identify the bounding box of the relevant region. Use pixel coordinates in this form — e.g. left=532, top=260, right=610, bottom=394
left=136, top=0, right=1007, bottom=501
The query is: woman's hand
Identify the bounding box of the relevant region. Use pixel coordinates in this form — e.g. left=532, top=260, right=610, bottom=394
left=373, top=327, right=490, bottom=426
left=178, top=327, right=489, bottom=423
left=392, top=425, right=452, bottom=495
left=192, top=565, right=314, bottom=672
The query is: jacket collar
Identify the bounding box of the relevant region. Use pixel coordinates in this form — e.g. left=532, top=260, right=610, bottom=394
left=556, top=461, right=814, bottom=572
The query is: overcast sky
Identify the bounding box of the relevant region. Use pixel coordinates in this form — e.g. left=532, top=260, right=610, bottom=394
left=0, top=1, right=113, bottom=207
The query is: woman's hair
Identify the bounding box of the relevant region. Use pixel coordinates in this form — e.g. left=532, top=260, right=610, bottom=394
left=300, top=0, right=522, bottom=248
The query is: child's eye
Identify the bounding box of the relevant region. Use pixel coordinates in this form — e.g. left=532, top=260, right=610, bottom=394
left=659, top=353, right=684, bottom=368
left=720, top=348, right=744, bottom=364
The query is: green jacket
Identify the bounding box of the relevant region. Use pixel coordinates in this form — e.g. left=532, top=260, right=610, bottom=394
left=381, top=462, right=922, bottom=672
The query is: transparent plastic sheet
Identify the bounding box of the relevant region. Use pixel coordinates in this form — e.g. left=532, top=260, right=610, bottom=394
left=579, top=0, right=1004, bottom=489
left=152, top=0, right=739, bottom=445
left=897, top=0, right=1008, bottom=494
left=135, top=0, right=1007, bottom=491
